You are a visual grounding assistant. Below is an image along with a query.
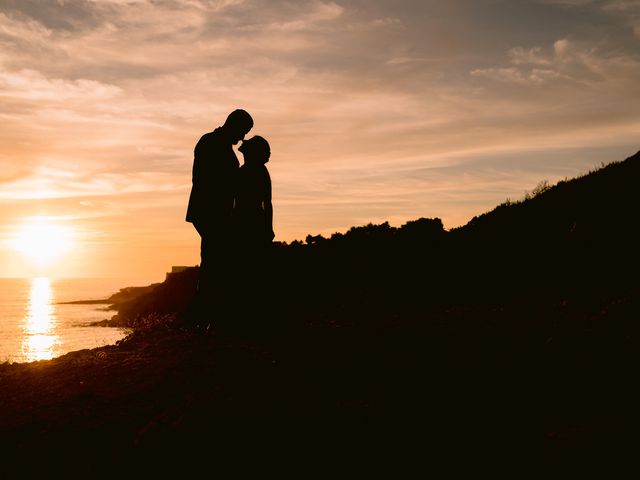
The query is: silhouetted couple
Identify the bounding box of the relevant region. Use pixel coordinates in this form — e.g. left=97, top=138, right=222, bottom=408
left=186, top=109, right=274, bottom=333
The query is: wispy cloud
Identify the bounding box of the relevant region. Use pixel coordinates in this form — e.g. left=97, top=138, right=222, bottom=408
left=473, top=37, right=640, bottom=85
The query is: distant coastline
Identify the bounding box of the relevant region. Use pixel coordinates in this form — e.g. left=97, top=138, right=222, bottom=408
left=57, top=280, right=166, bottom=328
left=58, top=283, right=160, bottom=306
left=57, top=298, right=113, bottom=305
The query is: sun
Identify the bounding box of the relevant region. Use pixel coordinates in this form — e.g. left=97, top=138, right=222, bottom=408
left=10, top=217, right=75, bottom=267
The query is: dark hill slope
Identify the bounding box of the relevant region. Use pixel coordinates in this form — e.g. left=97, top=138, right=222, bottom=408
left=448, top=150, right=640, bottom=299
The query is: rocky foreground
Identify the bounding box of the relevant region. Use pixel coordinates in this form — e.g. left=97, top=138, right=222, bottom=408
left=1, top=282, right=638, bottom=473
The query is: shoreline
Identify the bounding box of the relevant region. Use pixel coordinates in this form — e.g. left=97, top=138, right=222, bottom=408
left=0, top=280, right=157, bottom=365
left=56, top=298, right=113, bottom=305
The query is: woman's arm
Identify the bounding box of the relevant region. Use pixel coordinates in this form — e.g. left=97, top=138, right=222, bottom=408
left=263, top=169, right=274, bottom=241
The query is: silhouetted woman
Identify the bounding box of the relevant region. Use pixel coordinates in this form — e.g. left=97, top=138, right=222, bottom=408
left=232, top=135, right=274, bottom=331
left=235, top=135, right=274, bottom=247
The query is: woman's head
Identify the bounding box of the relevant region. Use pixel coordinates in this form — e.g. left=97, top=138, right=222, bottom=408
left=239, top=135, right=271, bottom=164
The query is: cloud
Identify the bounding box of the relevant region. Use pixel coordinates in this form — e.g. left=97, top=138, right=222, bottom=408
left=0, top=0, right=104, bottom=32
left=472, top=37, right=640, bottom=86
left=509, top=46, right=551, bottom=65
left=471, top=66, right=568, bottom=85
left=540, top=0, right=640, bottom=38
left=601, top=0, right=640, bottom=37
left=553, top=38, right=570, bottom=55
left=370, top=17, right=402, bottom=27
left=265, top=1, right=344, bottom=31
left=601, top=0, right=640, bottom=11
left=539, top=0, right=594, bottom=5
left=0, top=69, right=121, bottom=101
left=0, top=165, right=185, bottom=200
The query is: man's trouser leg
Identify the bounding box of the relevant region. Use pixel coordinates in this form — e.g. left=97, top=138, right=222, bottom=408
left=198, top=231, right=235, bottom=332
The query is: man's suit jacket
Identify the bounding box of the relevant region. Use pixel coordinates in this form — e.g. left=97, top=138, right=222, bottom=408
left=185, top=127, right=239, bottom=232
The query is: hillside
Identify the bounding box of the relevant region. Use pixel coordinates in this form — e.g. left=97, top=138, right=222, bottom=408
left=449, top=150, right=639, bottom=297
left=105, top=150, right=639, bottom=330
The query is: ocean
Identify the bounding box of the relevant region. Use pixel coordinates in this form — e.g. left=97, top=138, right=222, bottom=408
left=0, top=277, right=155, bottom=364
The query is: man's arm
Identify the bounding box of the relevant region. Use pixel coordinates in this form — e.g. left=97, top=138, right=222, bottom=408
left=192, top=137, right=206, bottom=183
left=186, top=139, right=203, bottom=224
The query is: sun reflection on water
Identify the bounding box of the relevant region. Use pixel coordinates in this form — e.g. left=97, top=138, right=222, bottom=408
left=22, top=277, right=60, bottom=362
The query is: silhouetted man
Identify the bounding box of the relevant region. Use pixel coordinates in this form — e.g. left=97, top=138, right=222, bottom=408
left=186, top=109, right=254, bottom=329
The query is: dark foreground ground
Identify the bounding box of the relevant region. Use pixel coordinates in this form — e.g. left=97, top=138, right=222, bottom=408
left=1, top=284, right=638, bottom=474
left=5, top=153, right=637, bottom=473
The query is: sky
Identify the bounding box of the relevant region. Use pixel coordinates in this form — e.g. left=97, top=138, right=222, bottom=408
left=0, top=0, right=639, bottom=281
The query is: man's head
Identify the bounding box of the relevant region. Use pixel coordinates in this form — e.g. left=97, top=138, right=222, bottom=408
left=222, top=109, right=253, bottom=144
